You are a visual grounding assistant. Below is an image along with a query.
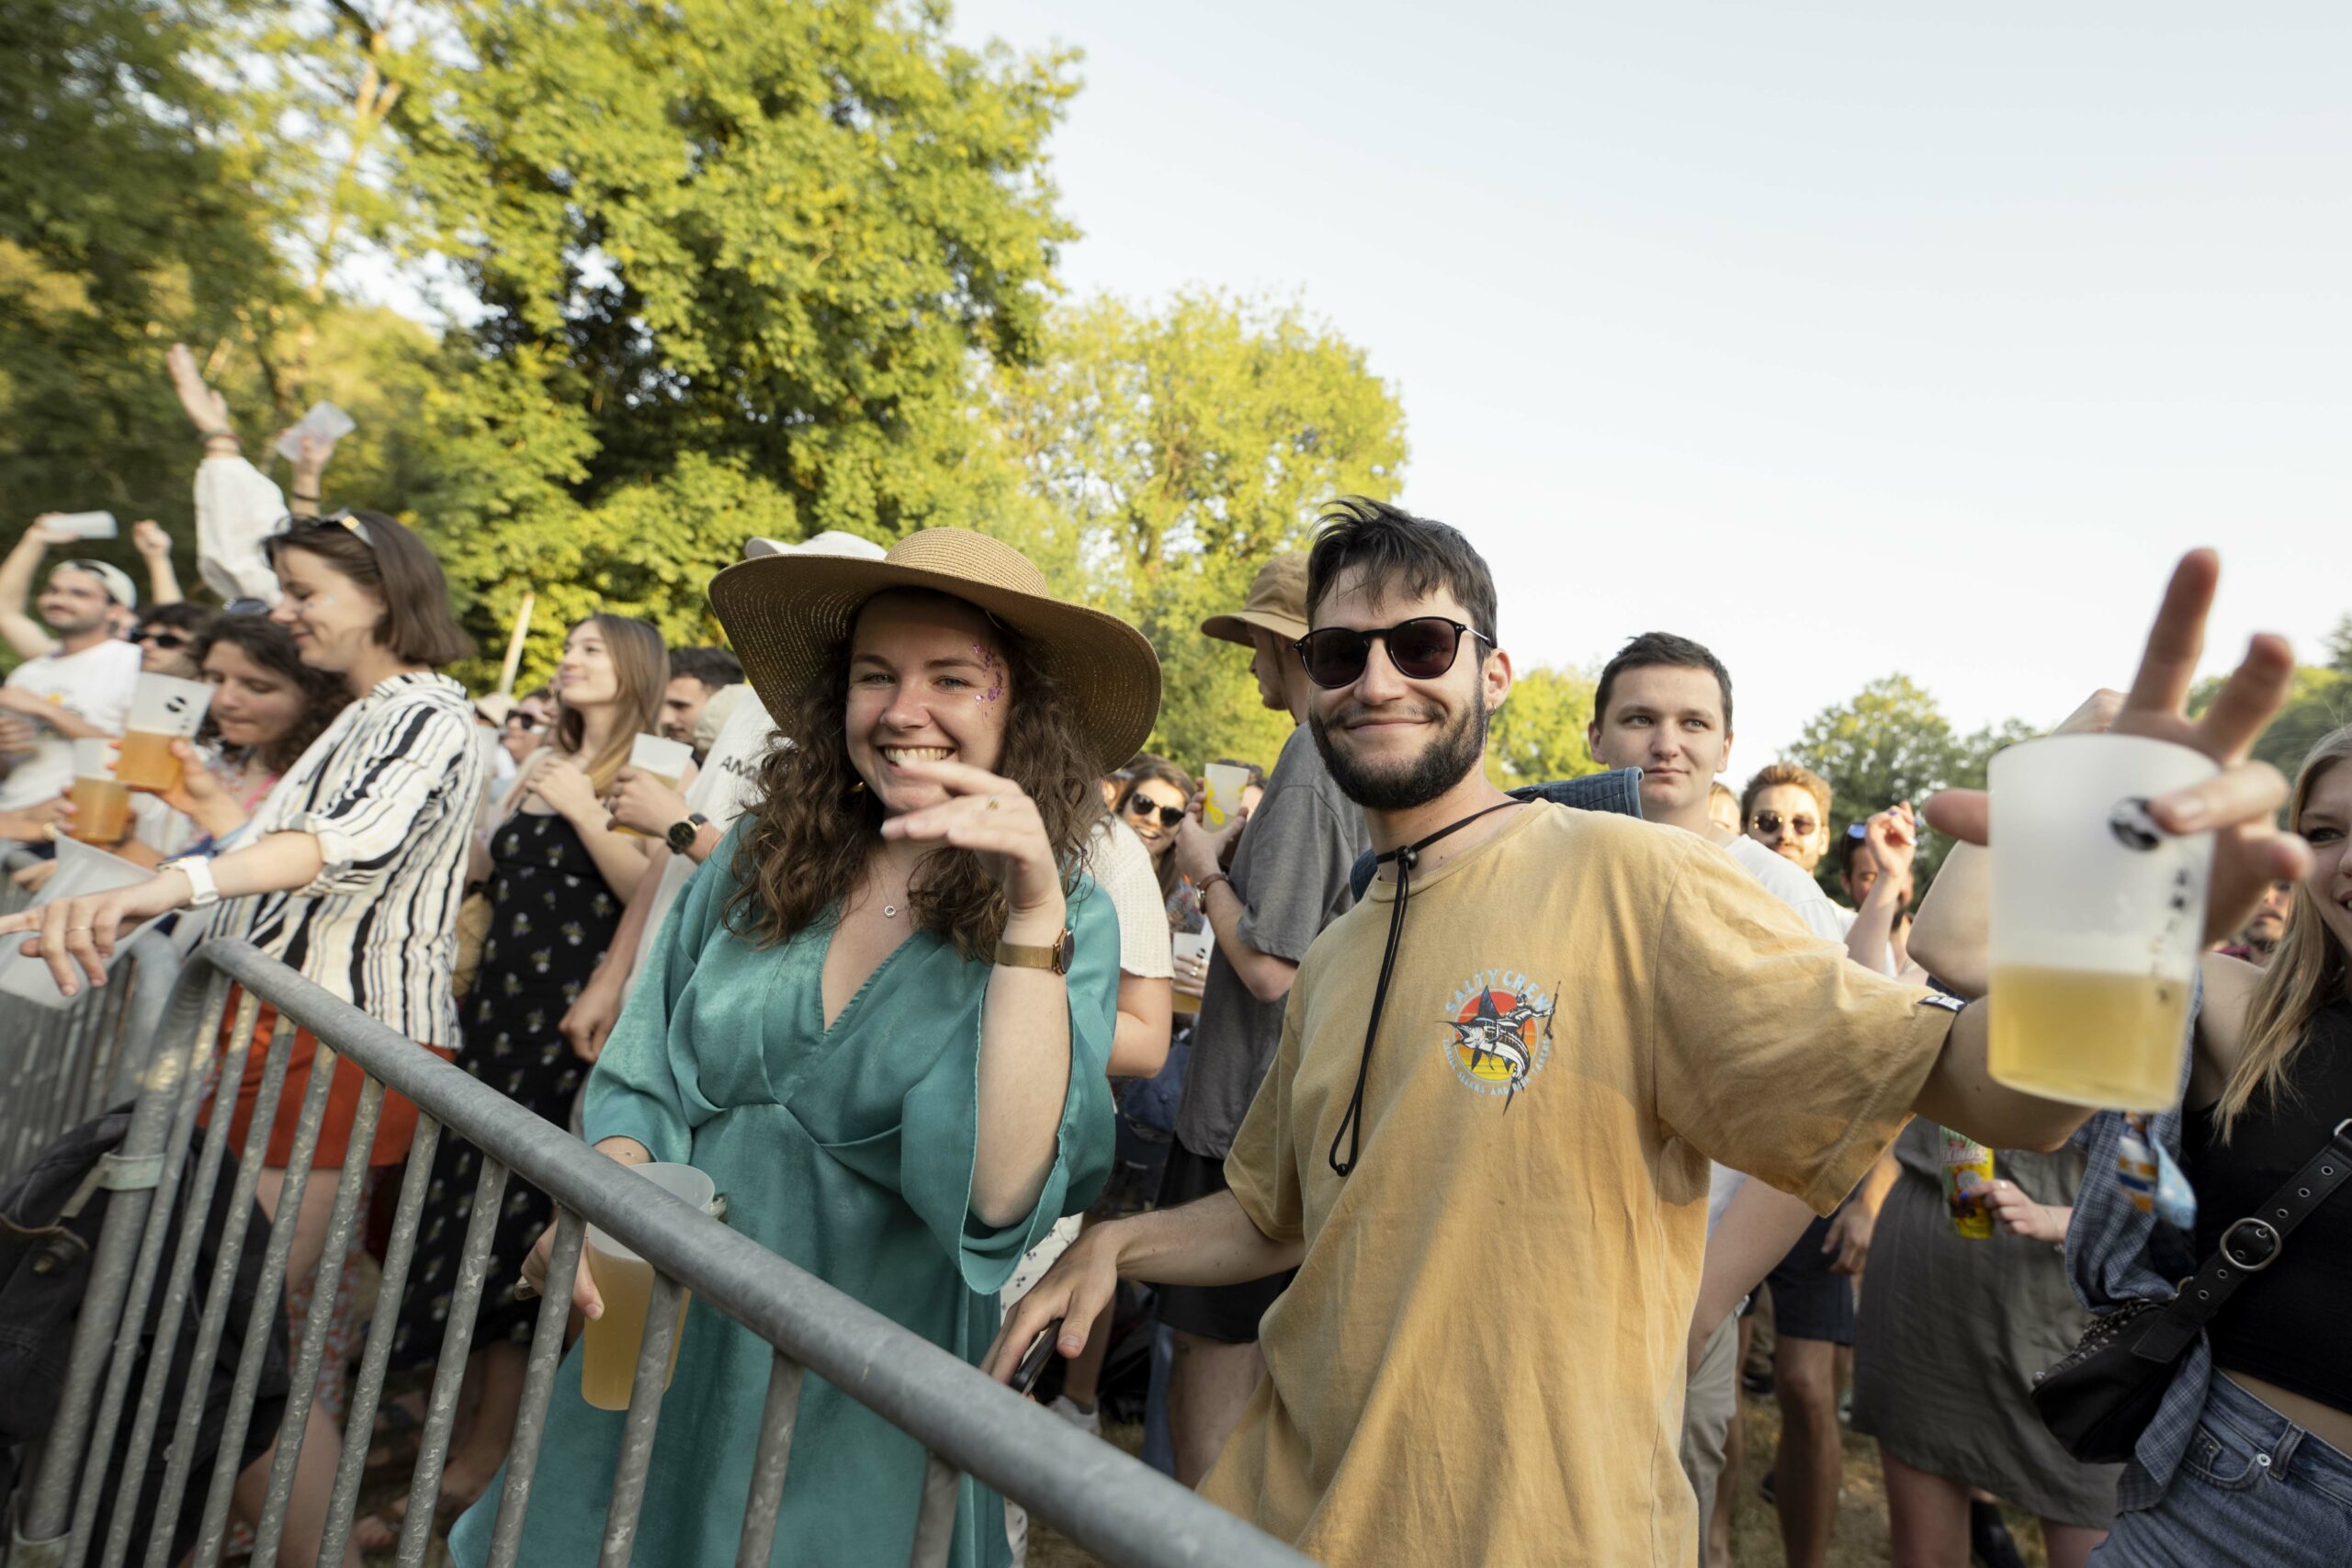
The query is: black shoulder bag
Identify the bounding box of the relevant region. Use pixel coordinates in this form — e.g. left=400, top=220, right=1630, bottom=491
left=2032, top=1116, right=2352, bottom=1465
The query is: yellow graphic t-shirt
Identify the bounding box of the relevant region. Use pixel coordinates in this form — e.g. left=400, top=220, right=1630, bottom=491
left=1208, top=804, right=1956, bottom=1567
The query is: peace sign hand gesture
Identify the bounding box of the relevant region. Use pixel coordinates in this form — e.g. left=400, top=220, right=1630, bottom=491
left=1924, top=550, right=2310, bottom=947
left=878, top=759, right=1065, bottom=932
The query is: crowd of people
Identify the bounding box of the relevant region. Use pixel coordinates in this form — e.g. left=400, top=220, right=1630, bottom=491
left=0, top=349, right=2344, bottom=1568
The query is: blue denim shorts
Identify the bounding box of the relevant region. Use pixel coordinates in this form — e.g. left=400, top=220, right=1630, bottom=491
left=2093, top=1372, right=2352, bottom=1567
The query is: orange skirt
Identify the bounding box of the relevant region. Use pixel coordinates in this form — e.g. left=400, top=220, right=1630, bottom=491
left=199, top=985, right=452, bottom=1168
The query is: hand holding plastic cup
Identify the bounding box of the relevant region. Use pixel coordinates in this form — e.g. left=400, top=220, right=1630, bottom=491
left=1988, top=734, right=2218, bottom=1111
left=1201, top=762, right=1250, bottom=830
left=578, top=1162, right=715, bottom=1410
left=612, top=734, right=695, bottom=838
left=118, top=674, right=212, bottom=793
left=67, top=739, right=131, bottom=845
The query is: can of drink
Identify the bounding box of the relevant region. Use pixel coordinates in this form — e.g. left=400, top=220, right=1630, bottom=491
left=1938, top=1127, right=1996, bottom=1240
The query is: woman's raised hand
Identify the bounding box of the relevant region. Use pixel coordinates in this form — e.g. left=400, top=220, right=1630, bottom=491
left=527, top=758, right=605, bottom=827
left=878, top=759, right=1064, bottom=928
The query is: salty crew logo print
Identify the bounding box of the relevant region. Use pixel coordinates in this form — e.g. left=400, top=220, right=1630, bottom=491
left=1441, top=969, right=1557, bottom=1106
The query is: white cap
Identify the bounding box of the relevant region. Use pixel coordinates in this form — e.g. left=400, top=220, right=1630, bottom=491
left=742, top=530, right=888, bottom=562
left=62, top=558, right=138, bottom=608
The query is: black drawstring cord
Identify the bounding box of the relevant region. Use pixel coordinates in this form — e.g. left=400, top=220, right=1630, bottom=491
left=1327, top=798, right=1524, bottom=1178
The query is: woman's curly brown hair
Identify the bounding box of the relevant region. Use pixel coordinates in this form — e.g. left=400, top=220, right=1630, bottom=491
left=725, top=601, right=1106, bottom=961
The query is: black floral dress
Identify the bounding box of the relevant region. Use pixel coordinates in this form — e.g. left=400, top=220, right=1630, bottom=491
left=390, top=807, right=622, bottom=1367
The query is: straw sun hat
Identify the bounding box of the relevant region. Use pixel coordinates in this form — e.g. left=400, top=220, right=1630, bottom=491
left=708, top=528, right=1162, bottom=774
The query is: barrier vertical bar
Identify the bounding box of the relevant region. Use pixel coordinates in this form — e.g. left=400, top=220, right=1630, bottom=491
left=732, top=1353, right=807, bottom=1568
left=248, top=1074, right=382, bottom=1568
left=394, top=1154, right=511, bottom=1568
left=909, top=1453, right=963, bottom=1568
left=315, top=1111, right=442, bottom=1564
left=189, top=1033, right=340, bottom=1568
left=15, top=972, right=224, bottom=1567
left=484, top=1207, right=587, bottom=1568
left=597, top=1271, right=686, bottom=1568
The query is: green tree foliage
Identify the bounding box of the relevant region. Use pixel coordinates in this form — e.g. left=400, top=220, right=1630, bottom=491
left=1486, top=664, right=1600, bottom=789
left=2192, top=648, right=2351, bottom=784
left=1786, top=673, right=2028, bottom=895
left=395, top=0, right=1083, bottom=683
left=992, top=289, right=1408, bottom=775
left=0, top=0, right=288, bottom=564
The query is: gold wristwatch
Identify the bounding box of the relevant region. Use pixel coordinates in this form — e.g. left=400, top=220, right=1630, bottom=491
left=994, top=928, right=1075, bottom=975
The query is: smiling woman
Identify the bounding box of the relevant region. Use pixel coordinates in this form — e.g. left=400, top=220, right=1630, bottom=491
left=457, top=528, right=1162, bottom=1568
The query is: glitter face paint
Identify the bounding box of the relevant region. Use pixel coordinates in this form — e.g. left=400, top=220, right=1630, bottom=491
left=972, top=643, right=1005, bottom=705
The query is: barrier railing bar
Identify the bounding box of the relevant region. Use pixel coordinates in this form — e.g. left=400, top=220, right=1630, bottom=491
left=315, top=1111, right=443, bottom=1565
left=596, top=1270, right=685, bottom=1568
left=34, top=942, right=1317, bottom=1568
left=16, top=976, right=223, bottom=1568
left=910, top=1454, right=961, bottom=1568
left=63, top=969, right=215, bottom=1568
left=136, top=988, right=269, bottom=1568
left=484, top=1206, right=586, bottom=1568
left=732, top=1352, right=806, bottom=1568
left=395, top=1153, right=511, bottom=1568
left=250, top=1073, right=383, bottom=1568
left=101, top=980, right=242, bottom=1568
left=191, top=1029, right=340, bottom=1568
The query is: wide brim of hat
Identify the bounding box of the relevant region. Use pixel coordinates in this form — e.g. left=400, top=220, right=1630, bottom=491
left=709, top=554, right=1161, bottom=775
left=1200, top=608, right=1306, bottom=648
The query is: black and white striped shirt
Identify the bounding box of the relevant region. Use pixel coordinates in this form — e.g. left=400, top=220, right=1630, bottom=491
left=207, top=671, right=486, bottom=1047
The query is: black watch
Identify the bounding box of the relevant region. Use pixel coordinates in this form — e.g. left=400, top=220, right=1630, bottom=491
left=665, top=812, right=710, bottom=853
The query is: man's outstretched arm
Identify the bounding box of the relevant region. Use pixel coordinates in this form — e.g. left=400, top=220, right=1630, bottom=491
left=982, top=1191, right=1302, bottom=1382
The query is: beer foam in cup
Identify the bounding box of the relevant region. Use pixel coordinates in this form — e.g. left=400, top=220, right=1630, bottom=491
left=129, top=673, right=214, bottom=738
left=1202, top=762, right=1251, bottom=829
left=628, top=733, right=695, bottom=780
left=72, top=737, right=118, bottom=779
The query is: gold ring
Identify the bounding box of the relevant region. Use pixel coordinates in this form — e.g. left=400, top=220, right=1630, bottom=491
left=985, top=796, right=1001, bottom=812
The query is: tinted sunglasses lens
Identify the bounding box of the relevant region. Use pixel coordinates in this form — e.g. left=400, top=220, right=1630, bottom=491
left=1299, top=629, right=1371, bottom=688
left=1387, top=619, right=1464, bottom=679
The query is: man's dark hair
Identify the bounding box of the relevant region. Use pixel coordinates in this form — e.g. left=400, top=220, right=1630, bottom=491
left=1834, top=822, right=1871, bottom=877
left=1594, top=631, right=1734, bottom=733
left=1306, top=496, right=1498, bottom=645
left=140, top=602, right=214, bottom=637
left=670, top=646, right=743, bottom=690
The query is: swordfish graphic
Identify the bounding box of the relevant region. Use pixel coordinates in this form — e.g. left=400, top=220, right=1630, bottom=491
left=1443, top=987, right=1555, bottom=1108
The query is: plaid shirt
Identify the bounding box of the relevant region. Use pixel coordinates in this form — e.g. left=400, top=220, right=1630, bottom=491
left=2064, top=973, right=2208, bottom=1512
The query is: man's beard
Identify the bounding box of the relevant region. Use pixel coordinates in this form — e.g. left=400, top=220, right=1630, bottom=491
left=1311, top=694, right=1489, bottom=813
left=41, top=607, right=105, bottom=638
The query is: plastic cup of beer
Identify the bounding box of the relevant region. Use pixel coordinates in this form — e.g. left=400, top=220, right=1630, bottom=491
left=613, top=733, right=695, bottom=838
left=66, top=738, right=132, bottom=845
left=1201, top=762, right=1250, bottom=830
left=1987, top=734, right=2218, bottom=1111
left=118, top=674, right=213, bottom=793
left=578, top=1161, right=715, bottom=1411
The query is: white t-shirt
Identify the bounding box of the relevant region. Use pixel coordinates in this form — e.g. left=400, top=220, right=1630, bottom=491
left=1080, top=817, right=1174, bottom=980
left=626, top=691, right=776, bottom=984
left=0, top=639, right=141, bottom=812
left=1708, top=832, right=1855, bottom=1230
left=194, top=453, right=287, bottom=605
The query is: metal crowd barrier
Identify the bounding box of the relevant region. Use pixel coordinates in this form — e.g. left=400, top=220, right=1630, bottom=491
left=7, top=939, right=1312, bottom=1568
left=0, top=850, right=184, bottom=1178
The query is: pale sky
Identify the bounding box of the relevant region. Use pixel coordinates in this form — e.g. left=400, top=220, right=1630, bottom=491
left=951, top=1, right=2352, bottom=769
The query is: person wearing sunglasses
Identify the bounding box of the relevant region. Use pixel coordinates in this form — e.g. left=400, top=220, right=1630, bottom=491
left=1744, top=760, right=1836, bottom=874
left=990, top=506, right=2306, bottom=1568
left=1152, top=550, right=1370, bottom=1488
left=132, top=600, right=214, bottom=679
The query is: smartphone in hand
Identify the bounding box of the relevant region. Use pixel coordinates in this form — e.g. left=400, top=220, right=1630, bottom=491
left=1012, top=1317, right=1066, bottom=1397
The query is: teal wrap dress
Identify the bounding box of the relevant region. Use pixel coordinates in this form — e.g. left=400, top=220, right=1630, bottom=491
left=447, top=824, right=1119, bottom=1567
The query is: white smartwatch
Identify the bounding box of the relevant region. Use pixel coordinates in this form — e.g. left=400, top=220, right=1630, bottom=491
left=164, top=855, right=221, bottom=908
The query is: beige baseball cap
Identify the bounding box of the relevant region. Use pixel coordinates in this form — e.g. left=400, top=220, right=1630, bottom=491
left=1200, top=551, right=1308, bottom=648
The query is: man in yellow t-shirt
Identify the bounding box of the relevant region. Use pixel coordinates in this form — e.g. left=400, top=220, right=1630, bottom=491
left=988, top=503, right=2298, bottom=1566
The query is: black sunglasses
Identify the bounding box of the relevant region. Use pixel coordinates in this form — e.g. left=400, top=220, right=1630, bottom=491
left=1294, top=616, right=1489, bottom=690
left=1124, top=795, right=1185, bottom=829
left=136, top=628, right=190, bottom=651
left=1750, top=809, right=1818, bottom=838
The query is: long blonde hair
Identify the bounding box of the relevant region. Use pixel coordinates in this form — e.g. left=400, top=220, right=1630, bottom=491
left=552, top=615, right=669, bottom=791
left=2219, top=725, right=2352, bottom=1138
